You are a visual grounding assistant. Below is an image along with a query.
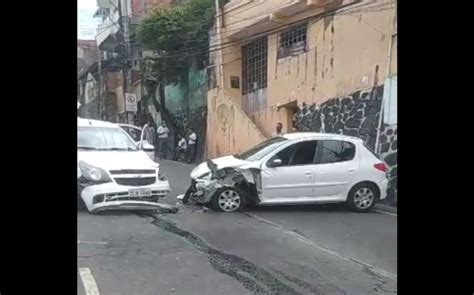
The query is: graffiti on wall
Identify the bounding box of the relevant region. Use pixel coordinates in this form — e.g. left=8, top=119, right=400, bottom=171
left=294, top=85, right=397, bottom=205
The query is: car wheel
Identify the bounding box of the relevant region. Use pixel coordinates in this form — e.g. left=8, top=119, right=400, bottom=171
left=346, top=183, right=378, bottom=212
left=211, top=188, right=244, bottom=212
left=182, top=184, right=195, bottom=204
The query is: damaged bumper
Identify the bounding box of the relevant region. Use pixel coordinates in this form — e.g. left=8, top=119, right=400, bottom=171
left=80, top=181, right=171, bottom=213
left=378, top=178, right=388, bottom=200
left=186, top=160, right=261, bottom=205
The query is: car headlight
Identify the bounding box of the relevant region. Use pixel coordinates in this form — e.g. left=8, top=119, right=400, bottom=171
left=198, top=172, right=211, bottom=179
left=79, top=161, right=112, bottom=183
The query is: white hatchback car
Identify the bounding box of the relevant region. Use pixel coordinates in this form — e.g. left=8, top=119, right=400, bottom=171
left=77, top=117, right=170, bottom=213
left=185, top=133, right=388, bottom=213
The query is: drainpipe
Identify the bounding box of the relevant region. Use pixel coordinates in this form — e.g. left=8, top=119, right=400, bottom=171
left=214, top=0, right=225, bottom=89
left=375, top=30, right=394, bottom=156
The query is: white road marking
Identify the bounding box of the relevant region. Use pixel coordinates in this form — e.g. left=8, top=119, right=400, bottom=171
left=244, top=212, right=397, bottom=281
left=79, top=267, right=100, bottom=295
left=373, top=209, right=397, bottom=217
left=78, top=240, right=108, bottom=245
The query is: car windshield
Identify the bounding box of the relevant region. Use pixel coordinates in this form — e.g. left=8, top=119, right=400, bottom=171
left=234, top=136, right=288, bottom=161
left=78, top=126, right=138, bottom=151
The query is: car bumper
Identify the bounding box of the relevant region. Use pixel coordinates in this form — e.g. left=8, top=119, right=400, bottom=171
left=80, top=181, right=171, bottom=213
left=183, top=178, right=213, bottom=204
left=378, top=178, right=388, bottom=200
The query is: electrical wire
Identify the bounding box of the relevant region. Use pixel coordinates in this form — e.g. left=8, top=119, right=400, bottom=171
left=79, top=0, right=396, bottom=81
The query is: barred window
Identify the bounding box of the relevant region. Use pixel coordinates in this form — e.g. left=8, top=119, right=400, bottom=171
left=242, top=36, right=268, bottom=95
left=278, top=23, right=307, bottom=59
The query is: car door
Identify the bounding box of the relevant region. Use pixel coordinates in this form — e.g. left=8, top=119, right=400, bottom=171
left=313, top=140, right=359, bottom=198
left=260, top=140, right=319, bottom=201
left=139, top=124, right=155, bottom=161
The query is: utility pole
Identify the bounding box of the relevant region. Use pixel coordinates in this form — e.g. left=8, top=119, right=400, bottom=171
left=118, top=0, right=131, bottom=124
left=96, top=45, right=102, bottom=120
left=214, top=0, right=224, bottom=89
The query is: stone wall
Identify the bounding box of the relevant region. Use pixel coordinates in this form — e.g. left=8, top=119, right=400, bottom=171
left=294, top=85, right=397, bottom=205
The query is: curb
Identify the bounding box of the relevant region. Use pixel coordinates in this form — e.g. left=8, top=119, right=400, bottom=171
left=374, top=203, right=397, bottom=215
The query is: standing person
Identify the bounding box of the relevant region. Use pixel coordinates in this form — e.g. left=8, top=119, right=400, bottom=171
left=156, top=122, right=170, bottom=160
left=187, top=128, right=197, bottom=163
left=146, top=120, right=156, bottom=147
left=272, top=122, right=284, bottom=137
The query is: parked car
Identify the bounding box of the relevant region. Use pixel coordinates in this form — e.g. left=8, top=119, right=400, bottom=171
left=118, top=123, right=155, bottom=161
left=184, top=133, right=388, bottom=213
left=78, top=117, right=170, bottom=213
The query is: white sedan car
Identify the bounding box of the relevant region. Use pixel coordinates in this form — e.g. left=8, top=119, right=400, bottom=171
left=78, top=118, right=170, bottom=213
left=185, top=133, right=388, bottom=213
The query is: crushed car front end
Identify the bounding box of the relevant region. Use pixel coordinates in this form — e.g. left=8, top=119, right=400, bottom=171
left=78, top=163, right=171, bottom=213
left=183, top=159, right=261, bottom=206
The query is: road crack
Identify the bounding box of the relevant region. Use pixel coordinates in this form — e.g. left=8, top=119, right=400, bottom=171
left=363, top=267, right=397, bottom=294
left=141, top=214, right=310, bottom=295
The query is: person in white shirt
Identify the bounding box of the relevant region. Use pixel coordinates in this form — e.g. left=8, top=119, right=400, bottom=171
left=272, top=122, right=284, bottom=137
left=156, top=122, right=170, bottom=160
left=187, top=128, right=197, bottom=163
left=174, top=135, right=187, bottom=161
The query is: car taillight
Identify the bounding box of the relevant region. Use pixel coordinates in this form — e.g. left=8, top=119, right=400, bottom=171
left=374, top=163, right=387, bottom=172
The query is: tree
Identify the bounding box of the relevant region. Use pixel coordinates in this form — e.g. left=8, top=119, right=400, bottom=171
left=137, top=0, right=214, bottom=150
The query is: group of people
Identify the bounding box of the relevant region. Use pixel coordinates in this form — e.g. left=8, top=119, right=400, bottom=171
left=152, top=122, right=197, bottom=163
left=145, top=120, right=286, bottom=164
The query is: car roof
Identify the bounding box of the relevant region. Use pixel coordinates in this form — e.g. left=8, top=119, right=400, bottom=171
left=282, top=132, right=363, bottom=143
left=77, top=117, right=119, bottom=128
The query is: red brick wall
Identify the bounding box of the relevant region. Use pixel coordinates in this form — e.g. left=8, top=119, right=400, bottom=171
left=132, top=0, right=143, bottom=16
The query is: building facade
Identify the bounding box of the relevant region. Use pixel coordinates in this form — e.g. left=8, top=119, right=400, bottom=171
left=77, top=40, right=98, bottom=78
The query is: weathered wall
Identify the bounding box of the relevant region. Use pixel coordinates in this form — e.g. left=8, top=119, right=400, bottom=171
left=165, top=69, right=207, bottom=113
left=206, top=88, right=267, bottom=158
left=294, top=85, right=397, bottom=204
left=216, top=0, right=396, bottom=135
left=162, top=69, right=208, bottom=159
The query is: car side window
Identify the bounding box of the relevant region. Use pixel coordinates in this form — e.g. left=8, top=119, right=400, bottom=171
left=320, top=140, right=355, bottom=164
left=270, top=140, right=318, bottom=167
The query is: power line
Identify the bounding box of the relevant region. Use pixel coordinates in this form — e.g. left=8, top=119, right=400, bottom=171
left=80, top=0, right=395, bottom=79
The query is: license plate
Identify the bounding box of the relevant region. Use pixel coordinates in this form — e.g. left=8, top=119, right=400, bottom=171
left=129, top=188, right=152, bottom=198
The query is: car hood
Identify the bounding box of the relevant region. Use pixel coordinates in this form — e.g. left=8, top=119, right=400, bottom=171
left=190, top=155, right=256, bottom=179
left=78, top=150, right=159, bottom=171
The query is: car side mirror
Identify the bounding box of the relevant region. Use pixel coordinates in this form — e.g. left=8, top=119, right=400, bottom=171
left=269, top=158, right=283, bottom=167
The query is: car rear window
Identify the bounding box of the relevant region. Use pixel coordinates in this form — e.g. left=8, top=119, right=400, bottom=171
left=363, top=143, right=381, bottom=159
left=320, top=140, right=356, bottom=164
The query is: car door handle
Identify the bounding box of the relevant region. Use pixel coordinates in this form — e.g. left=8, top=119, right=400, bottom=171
left=305, top=171, right=312, bottom=176
left=348, top=168, right=356, bottom=172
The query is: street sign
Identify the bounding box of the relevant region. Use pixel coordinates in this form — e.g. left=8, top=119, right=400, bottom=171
left=125, top=93, right=137, bottom=112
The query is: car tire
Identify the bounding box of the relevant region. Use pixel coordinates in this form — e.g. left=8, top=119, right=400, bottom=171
left=346, top=182, right=379, bottom=212
left=211, top=187, right=244, bottom=213
left=182, top=184, right=194, bottom=204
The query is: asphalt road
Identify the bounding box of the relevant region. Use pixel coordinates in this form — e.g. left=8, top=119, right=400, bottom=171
left=78, top=160, right=397, bottom=294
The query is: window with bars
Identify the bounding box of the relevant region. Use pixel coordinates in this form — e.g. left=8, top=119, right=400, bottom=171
left=278, top=23, right=307, bottom=59
left=242, top=36, right=268, bottom=95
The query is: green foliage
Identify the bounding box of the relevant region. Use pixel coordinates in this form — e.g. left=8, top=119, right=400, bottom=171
left=138, top=0, right=215, bottom=84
